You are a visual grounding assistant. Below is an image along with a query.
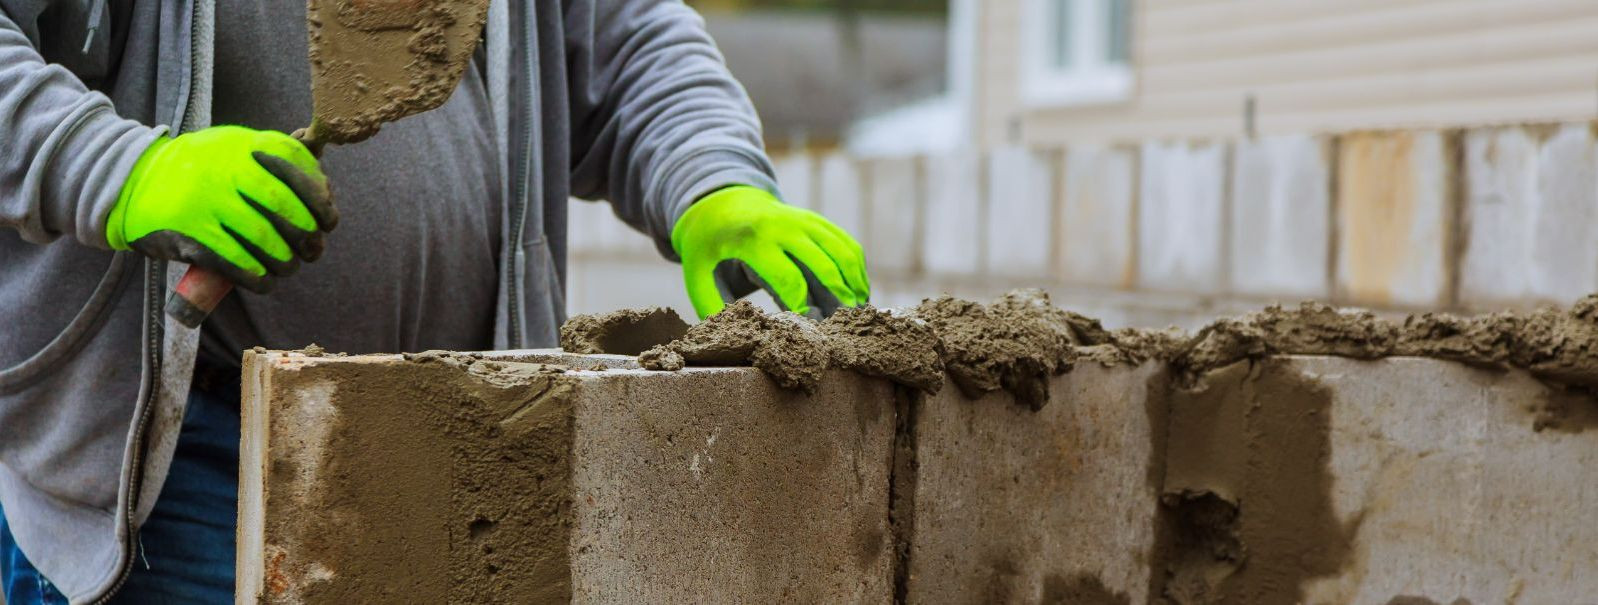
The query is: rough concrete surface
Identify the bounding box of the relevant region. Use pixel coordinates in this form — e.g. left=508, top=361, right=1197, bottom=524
left=906, top=362, right=1166, bottom=604
left=569, top=367, right=895, bottom=603
left=1292, top=356, right=1598, bottom=604
left=903, top=354, right=1598, bottom=604
left=242, top=291, right=1598, bottom=604
left=1156, top=356, right=1598, bottom=604
left=241, top=352, right=578, bottom=604
left=241, top=351, right=895, bottom=604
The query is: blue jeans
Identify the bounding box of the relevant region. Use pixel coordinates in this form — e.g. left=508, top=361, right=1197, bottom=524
left=1, top=374, right=239, bottom=604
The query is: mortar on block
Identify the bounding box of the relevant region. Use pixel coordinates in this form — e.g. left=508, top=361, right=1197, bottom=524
left=240, top=291, right=1598, bottom=603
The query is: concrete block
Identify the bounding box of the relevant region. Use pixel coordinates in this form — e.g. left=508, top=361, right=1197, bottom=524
left=1164, top=357, right=1598, bottom=604
left=240, top=351, right=895, bottom=603
left=1230, top=136, right=1332, bottom=299
left=1056, top=145, right=1137, bottom=288
left=236, top=344, right=1598, bottom=604
left=862, top=157, right=921, bottom=275
left=1138, top=141, right=1229, bottom=293
left=921, top=152, right=984, bottom=276
left=772, top=151, right=817, bottom=210
left=907, top=352, right=1598, bottom=604
left=816, top=152, right=865, bottom=239
left=1335, top=131, right=1456, bottom=308
left=1295, top=357, right=1598, bottom=603
left=984, top=147, right=1054, bottom=277
left=906, top=363, right=1166, bottom=604
left=569, top=367, right=893, bottom=603
left=1460, top=125, right=1598, bottom=307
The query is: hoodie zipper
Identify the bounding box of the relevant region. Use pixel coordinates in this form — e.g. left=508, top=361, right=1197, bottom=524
left=94, top=0, right=207, bottom=599
left=505, top=8, right=538, bottom=350
left=93, top=259, right=165, bottom=605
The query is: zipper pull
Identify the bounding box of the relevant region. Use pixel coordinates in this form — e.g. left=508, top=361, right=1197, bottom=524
left=81, top=0, right=106, bottom=54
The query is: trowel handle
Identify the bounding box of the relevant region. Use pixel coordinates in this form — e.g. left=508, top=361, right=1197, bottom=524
left=290, top=121, right=329, bottom=157
left=163, top=126, right=326, bottom=329
left=164, top=268, right=232, bottom=328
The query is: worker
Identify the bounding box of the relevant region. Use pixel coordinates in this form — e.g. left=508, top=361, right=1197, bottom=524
left=0, top=1, right=870, bottom=602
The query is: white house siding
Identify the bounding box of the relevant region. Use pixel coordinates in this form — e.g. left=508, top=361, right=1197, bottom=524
left=977, top=0, right=1598, bottom=147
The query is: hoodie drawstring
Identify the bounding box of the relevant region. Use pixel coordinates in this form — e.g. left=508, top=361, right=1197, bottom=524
left=82, top=0, right=105, bottom=54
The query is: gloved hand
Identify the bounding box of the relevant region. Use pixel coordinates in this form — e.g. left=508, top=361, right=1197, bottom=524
left=673, top=185, right=870, bottom=319
left=106, top=125, right=336, bottom=293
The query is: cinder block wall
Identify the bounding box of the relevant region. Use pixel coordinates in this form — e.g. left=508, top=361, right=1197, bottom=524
left=568, top=121, right=1598, bottom=329
left=241, top=350, right=1598, bottom=603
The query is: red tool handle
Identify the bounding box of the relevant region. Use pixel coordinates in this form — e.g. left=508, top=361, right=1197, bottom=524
left=164, top=267, right=233, bottom=328
left=164, top=127, right=325, bottom=329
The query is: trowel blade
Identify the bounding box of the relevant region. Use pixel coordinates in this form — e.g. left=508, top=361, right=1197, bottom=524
left=304, top=0, right=491, bottom=145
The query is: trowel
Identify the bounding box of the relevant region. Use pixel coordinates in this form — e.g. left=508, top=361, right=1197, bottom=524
left=164, top=0, right=492, bottom=328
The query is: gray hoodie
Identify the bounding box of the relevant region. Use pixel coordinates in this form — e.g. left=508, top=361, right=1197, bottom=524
left=0, top=0, right=778, bottom=601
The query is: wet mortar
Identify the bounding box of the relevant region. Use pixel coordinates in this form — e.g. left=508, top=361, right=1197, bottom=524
left=569, top=291, right=1598, bottom=406
left=588, top=290, right=1086, bottom=407
left=307, top=0, right=490, bottom=143
left=559, top=307, right=688, bottom=356
left=1160, top=360, right=1359, bottom=604
left=821, top=306, right=944, bottom=394
left=910, top=291, right=1077, bottom=410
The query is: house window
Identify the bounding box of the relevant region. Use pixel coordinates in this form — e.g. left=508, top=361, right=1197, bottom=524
left=1024, top=0, right=1133, bottom=107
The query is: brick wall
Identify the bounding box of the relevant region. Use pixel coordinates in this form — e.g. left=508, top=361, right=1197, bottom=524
left=568, top=121, right=1598, bottom=328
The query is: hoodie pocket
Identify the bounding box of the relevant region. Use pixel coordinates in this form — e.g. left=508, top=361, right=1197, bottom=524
left=0, top=251, right=131, bottom=394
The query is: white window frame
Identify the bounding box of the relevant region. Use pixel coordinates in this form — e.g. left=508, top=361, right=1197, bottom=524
left=1021, top=0, right=1134, bottom=108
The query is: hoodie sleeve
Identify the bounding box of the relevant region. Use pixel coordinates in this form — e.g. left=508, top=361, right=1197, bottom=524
left=565, top=0, right=779, bottom=261
left=0, top=9, right=163, bottom=247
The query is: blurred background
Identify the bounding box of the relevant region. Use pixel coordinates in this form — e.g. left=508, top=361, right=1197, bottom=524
left=688, top=0, right=949, bottom=151
left=569, top=0, right=1598, bottom=328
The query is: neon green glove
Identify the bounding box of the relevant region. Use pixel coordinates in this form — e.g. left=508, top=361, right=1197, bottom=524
left=106, top=125, right=336, bottom=293
left=672, top=185, right=870, bottom=319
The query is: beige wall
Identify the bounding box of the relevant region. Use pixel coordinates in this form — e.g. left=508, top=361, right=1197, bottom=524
left=976, top=0, right=1598, bottom=147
